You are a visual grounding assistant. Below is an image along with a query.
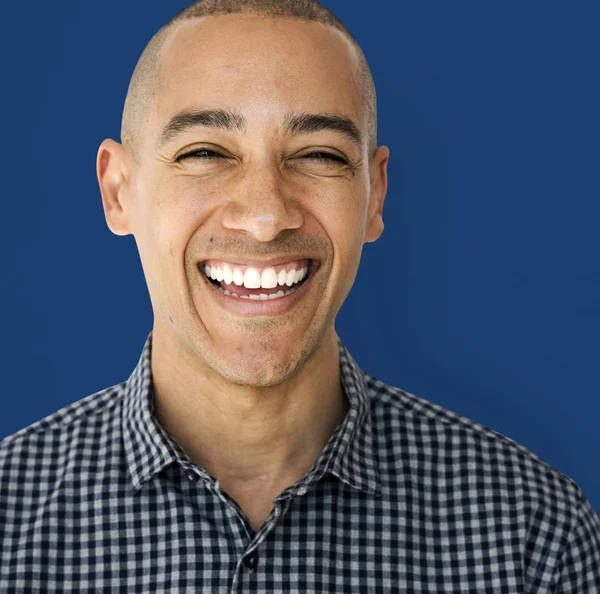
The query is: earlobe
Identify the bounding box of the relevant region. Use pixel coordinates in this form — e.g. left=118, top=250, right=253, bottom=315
left=364, top=145, right=389, bottom=244
left=96, top=139, right=133, bottom=237
left=365, top=216, right=384, bottom=243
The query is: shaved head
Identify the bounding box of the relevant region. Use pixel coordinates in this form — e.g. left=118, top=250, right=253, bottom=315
left=98, top=0, right=389, bottom=392
left=120, top=0, right=377, bottom=166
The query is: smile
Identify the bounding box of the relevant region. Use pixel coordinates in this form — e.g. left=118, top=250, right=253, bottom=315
left=200, top=258, right=314, bottom=299
left=197, top=258, right=320, bottom=315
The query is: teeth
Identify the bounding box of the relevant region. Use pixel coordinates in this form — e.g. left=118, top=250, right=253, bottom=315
left=216, top=286, right=299, bottom=298
left=243, top=267, right=261, bottom=289
left=261, top=268, right=278, bottom=289
left=285, top=269, right=295, bottom=286
left=204, top=262, right=311, bottom=289
left=223, top=264, right=233, bottom=285
left=233, top=268, right=244, bottom=286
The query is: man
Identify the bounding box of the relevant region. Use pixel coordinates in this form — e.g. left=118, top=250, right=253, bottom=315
left=1, top=0, right=599, bottom=591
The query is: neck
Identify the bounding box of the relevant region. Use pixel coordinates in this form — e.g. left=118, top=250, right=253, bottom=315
left=150, top=325, right=349, bottom=493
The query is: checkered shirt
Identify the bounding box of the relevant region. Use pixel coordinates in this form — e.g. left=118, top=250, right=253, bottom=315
left=1, top=330, right=599, bottom=593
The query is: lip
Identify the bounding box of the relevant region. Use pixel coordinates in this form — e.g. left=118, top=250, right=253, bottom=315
left=200, top=257, right=311, bottom=277
left=198, top=259, right=320, bottom=317
left=198, top=255, right=317, bottom=270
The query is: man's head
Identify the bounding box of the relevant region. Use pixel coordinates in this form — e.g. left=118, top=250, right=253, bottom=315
left=120, top=0, right=379, bottom=167
left=97, top=0, right=389, bottom=387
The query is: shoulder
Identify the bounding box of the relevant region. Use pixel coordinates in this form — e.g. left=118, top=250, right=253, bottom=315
left=363, top=372, right=600, bottom=588
left=0, top=381, right=127, bottom=474
left=364, top=371, right=584, bottom=508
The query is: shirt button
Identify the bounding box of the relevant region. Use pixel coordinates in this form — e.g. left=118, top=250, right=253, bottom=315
left=243, top=551, right=259, bottom=570
left=187, top=472, right=197, bottom=481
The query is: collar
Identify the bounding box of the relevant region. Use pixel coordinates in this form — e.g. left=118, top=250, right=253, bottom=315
left=122, top=331, right=381, bottom=497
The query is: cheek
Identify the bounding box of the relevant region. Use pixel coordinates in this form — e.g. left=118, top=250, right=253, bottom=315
left=166, top=184, right=218, bottom=226
left=323, top=191, right=366, bottom=254
left=150, top=185, right=221, bottom=251
left=311, top=191, right=366, bottom=297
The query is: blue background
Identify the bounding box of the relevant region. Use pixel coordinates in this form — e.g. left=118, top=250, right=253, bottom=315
left=1, top=2, right=598, bottom=512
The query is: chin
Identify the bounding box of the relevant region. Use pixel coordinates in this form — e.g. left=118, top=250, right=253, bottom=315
left=215, top=355, right=296, bottom=387
left=210, top=334, right=308, bottom=387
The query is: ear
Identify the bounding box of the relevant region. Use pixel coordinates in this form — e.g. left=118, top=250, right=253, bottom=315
left=364, top=145, right=389, bottom=243
left=96, top=138, right=134, bottom=236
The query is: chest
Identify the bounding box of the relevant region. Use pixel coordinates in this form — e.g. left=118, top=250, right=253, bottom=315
left=222, top=483, right=288, bottom=533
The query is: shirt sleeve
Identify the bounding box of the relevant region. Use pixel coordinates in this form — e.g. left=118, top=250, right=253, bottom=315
left=552, top=489, right=600, bottom=593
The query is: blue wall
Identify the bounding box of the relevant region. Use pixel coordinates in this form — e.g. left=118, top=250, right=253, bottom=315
left=1, top=1, right=598, bottom=511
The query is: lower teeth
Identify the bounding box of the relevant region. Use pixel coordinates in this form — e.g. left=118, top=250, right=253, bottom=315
left=217, top=285, right=299, bottom=299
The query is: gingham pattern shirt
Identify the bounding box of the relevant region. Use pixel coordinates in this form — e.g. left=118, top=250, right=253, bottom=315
left=1, top=330, right=599, bottom=593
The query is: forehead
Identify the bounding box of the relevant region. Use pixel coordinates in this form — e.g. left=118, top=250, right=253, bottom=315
left=150, top=14, right=364, bottom=142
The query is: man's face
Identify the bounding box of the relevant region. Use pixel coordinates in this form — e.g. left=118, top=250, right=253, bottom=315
left=105, top=14, right=388, bottom=386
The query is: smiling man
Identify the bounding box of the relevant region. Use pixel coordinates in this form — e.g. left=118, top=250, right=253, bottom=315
left=104, top=1, right=387, bottom=539
left=1, top=1, right=600, bottom=592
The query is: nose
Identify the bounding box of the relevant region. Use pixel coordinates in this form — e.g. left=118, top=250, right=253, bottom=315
left=220, top=160, right=304, bottom=242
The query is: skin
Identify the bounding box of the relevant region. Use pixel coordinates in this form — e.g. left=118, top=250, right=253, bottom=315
left=96, top=13, right=389, bottom=532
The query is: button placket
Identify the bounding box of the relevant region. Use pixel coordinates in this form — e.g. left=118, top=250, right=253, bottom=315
left=243, top=550, right=259, bottom=570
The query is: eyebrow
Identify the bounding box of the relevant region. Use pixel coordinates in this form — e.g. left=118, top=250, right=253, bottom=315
left=157, top=107, right=364, bottom=152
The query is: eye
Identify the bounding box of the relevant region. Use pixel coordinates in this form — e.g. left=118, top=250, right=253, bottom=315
left=176, top=147, right=224, bottom=162
left=176, top=148, right=348, bottom=165
left=302, top=151, right=347, bottom=164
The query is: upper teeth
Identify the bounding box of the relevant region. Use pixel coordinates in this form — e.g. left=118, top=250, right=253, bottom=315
left=204, top=263, right=309, bottom=289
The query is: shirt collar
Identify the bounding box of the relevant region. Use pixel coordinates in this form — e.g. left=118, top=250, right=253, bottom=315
left=122, top=330, right=381, bottom=497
